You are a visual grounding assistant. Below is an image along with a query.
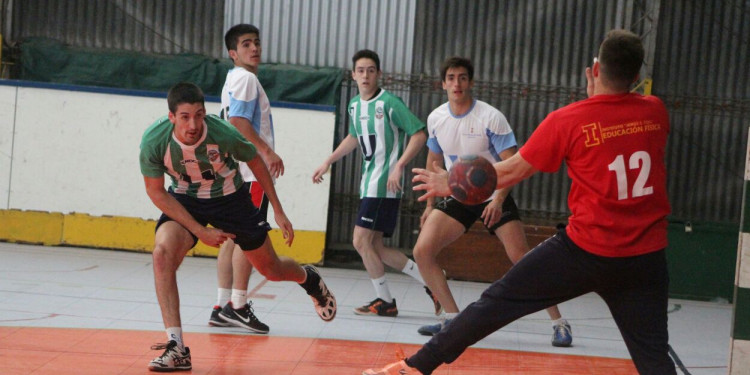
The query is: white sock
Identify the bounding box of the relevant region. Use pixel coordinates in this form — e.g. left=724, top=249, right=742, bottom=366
left=231, top=289, right=247, bottom=309
left=553, top=318, right=568, bottom=326
left=166, top=327, right=184, bottom=350
left=372, top=276, right=393, bottom=302
left=217, top=288, right=231, bottom=307
left=445, top=312, right=459, bottom=320
left=401, top=259, right=425, bottom=284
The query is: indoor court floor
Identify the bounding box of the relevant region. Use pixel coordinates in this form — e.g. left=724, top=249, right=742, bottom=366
left=0, top=242, right=732, bottom=374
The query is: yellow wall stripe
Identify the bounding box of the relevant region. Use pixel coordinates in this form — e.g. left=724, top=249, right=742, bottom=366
left=0, top=209, right=325, bottom=264
left=63, top=213, right=155, bottom=252
left=0, top=209, right=63, bottom=245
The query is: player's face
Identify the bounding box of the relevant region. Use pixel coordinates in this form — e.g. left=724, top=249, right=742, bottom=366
left=169, top=102, right=206, bottom=146
left=352, top=58, right=381, bottom=98
left=231, top=33, right=262, bottom=72
left=442, top=67, right=474, bottom=104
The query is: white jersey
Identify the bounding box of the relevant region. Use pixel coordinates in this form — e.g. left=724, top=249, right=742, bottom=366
left=426, top=99, right=517, bottom=202
left=220, top=66, right=274, bottom=182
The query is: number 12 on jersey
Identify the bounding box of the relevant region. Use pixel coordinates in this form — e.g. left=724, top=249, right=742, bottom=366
left=607, top=151, right=654, bottom=200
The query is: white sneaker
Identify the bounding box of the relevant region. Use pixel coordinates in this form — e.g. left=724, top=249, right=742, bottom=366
left=148, top=340, right=191, bottom=372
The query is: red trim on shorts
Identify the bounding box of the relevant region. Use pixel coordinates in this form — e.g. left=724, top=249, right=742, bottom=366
left=249, top=181, right=265, bottom=207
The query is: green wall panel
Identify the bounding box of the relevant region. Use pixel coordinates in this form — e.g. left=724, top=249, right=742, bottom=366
left=733, top=286, right=750, bottom=340
left=667, top=221, right=738, bottom=302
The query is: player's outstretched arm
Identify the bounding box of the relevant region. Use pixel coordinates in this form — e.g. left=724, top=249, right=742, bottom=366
left=143, top=176, right=235, bottom=247
left=494, top=152, right=539, bottom=189
left=388, top=131, right=427, bottom=192
left=246, top=156, right=294, bottom=246
left=412, top=160, right=451, bottom=202
left=312, top=134, right=359, bottom=183
left=230, top=116, right=285, bottom=178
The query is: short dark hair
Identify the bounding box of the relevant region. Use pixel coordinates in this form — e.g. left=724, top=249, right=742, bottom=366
left=167, top=82, right=205, bottom=113
left=224, top=24, right=260, bottom=51
left=440, top=56, right=474, bottom=82
left=352, top=49, right=380, bottom=71
left=598, top=29, right=644, bottom=88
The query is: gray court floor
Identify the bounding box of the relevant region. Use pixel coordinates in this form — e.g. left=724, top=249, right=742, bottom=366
left=0, top=242, right=732, bottom=374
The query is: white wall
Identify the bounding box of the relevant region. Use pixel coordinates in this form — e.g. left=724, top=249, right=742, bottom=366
left=2, top=82, right=335, bottom=232
left=0, top=85, right=16, bottom=208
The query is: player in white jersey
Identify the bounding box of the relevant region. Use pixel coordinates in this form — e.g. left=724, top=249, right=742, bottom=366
left=207, top=24, right=283, bottom=334
left=140, top=83, right=336, bottom=372
left=412, top=57, right=572, bottom=347
left=312, top=50, right=441, bottom=317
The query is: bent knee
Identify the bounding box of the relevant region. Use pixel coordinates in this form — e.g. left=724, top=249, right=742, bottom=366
left=152, top=245, right=178, bottom=272
left=413, top=246, right=437, bottom=263
left=352, top=235, right=369, bottom=252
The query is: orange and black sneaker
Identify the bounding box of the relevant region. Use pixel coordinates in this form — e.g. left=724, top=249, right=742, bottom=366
left=353, top=298, right=398, bottom=317
left=362, top=347, right=423, bottom=375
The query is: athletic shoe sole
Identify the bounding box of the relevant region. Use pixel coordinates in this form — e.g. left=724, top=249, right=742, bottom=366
left=208, top=320, right=232, bottom=327
left=304, top=265, right=337, bottom=321
left=218, top=311, right=270, bottom=334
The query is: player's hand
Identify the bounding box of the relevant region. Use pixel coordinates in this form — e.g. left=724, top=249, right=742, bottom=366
left=412, top=161, right=451, bottom=201
left=263, top=150, right=285, bottom=179
left=481, top=197, right=504, bottom=227
left=274, top=211, right=295, bottom=246
left=387, top=166, right=403, bottom=192
left=585, top=58, right=596, bottom=98
left=420, top=205, right=433, bottom=228
left=312, top=163, right=330, bottom=184
left=196, top=227, right=236, bottom=248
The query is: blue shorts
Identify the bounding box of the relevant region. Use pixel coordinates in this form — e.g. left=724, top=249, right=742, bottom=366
left=355, top=198, right=400, bottom=237
left=155, top=183, right=271, bottom=251
left=435, top=194, right=521, bottom=234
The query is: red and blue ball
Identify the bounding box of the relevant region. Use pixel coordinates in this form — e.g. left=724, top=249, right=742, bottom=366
left=448, top=155, right=497, bottom=205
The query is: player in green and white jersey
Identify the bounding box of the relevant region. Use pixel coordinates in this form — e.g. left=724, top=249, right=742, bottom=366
left=140, top=83, right=337, bottom=372
left=312, top=50, right=441, bottom=317
left=140, top=113, right=253, bottom=199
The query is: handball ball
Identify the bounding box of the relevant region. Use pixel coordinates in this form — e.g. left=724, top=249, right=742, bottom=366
left=448, top=155, right=497, bottom=205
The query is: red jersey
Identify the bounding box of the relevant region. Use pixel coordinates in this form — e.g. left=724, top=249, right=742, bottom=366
left=520, top=93, right=670, bottom=257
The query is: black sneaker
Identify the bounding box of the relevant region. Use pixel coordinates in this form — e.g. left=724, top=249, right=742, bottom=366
left=148, top=340, right=191, bottom=372
left=353, top=298, right=398, bottom=317
left=208, top=305, right=231, bottom=327
left=218, top=302, right=270, bottom=334
left=424, top=286, right=443, bottom=316
left=303, top=265, right=337, bottom=321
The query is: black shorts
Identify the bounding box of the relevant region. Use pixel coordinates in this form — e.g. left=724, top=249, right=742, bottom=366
left=355, top=197, right=400, bottom=237
left=155, top=183, right=271, bottom=251
left=435, top=194, right=521, bottom=234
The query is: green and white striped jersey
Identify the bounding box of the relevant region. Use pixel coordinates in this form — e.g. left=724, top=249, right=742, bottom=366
left=348, top=89, right=425, bottom=198
left=139, top=114, right=257, bottom=198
